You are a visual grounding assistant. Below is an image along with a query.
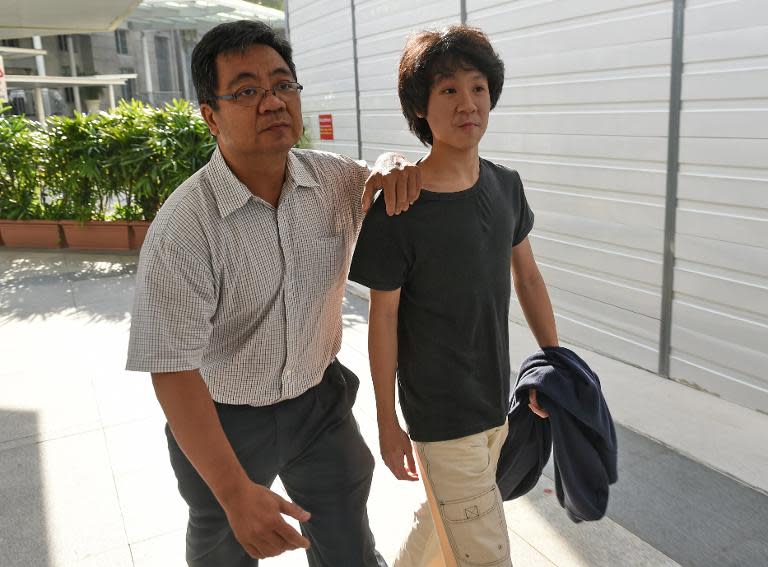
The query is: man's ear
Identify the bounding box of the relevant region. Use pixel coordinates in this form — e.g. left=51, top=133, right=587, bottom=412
left=200, top=103, right=219, bottom=137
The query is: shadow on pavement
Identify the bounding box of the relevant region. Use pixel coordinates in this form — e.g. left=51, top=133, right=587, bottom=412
left=0, top=252, right=137, bottom=324
left=0, top=409, right=51, bottom=567
left=601, top=426, right=767, bottom=567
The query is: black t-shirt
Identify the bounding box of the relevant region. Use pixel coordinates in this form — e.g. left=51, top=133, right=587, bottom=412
left=349, top=159, right=534, bottom=442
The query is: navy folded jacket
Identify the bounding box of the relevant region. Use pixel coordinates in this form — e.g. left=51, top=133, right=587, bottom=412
left=496, top=346, right=618, bottom=522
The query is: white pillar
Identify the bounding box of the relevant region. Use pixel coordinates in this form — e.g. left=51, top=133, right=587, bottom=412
left=141, top=32, right=155, bottom=106
left=32, top=36, right=50, bottom=116
left=33, top=86, right=45, bottom=125
left=108, top=84, right=116, bottom=109
left=66, top=35, right=82, bottom=113
left=174, top=30, right=191, bottom=100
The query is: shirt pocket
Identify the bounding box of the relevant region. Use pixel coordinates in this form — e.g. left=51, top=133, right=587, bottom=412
left=300, top=234, right=346, bottom=294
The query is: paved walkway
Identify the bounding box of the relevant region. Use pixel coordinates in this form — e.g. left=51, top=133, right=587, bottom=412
left=1, top=249, right=766, bottom=567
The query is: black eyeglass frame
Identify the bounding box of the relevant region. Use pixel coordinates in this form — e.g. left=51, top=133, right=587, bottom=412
left=208, top=81, right=304, bottom=106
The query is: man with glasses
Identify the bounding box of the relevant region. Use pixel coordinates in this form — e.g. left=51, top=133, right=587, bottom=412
left=126, top=20, right=419, bottom=567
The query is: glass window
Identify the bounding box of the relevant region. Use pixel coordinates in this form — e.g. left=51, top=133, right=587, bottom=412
left=154, top=36, right=173, bottom=92
left=120, top=67, right=136, bottom=101
left=115, top=30, right=129, bottom=55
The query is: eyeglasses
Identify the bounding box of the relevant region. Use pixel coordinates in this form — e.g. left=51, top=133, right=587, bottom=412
left=209, top=81, right=303, bottom=107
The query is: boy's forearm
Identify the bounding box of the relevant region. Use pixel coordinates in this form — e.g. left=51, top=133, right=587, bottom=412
left=368, top=300, right=400, bottom=426
left=515, top=273, right=559, bottom=348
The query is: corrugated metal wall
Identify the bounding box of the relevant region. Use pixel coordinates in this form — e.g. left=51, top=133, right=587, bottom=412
left=669, top=0, right=768, bottom=410
left=289, top=0, right=359, bottom=157
left=287, top=0, right=768, bottom=413
left=471, top=0, right=673, bottom=374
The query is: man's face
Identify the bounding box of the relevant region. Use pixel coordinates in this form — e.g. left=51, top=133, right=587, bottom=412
left=201, top=44, right=303, bottom=158
left=423, top=66, right=491, bottom=150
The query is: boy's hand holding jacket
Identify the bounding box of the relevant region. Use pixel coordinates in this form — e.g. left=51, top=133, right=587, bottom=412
left=496, top=346, right=619, bottom=522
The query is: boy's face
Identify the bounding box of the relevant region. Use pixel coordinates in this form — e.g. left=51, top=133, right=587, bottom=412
left=423, top=66, right=491, bottom=150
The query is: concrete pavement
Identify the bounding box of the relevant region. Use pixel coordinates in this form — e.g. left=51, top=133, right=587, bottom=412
left=0, top=249, right=766, bottom=567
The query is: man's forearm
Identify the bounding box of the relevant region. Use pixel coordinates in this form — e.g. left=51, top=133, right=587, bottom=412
left=152, top=370, right=250, bottom=507
left=515, top=273, right=559, bottom=348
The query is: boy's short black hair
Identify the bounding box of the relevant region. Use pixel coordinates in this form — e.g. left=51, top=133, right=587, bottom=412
left=398, top=26, right=505, bottom=146
left=191, top=20, right=296, bottom=109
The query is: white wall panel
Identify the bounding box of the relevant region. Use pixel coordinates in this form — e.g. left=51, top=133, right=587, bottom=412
left=468, top=0, right=674, bottom=371
left=290, top=0, right=359, bottom=155
left=671, top=0, right=768, bottom=411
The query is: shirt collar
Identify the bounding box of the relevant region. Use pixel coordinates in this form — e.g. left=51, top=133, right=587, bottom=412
left=207, top=146, right=320, bottom=219
left=207, top=146, right=254, bottom=219
left=286, top=150, right=320, bottom=191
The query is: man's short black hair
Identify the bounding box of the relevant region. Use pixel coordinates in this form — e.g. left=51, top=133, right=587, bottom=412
left=398, top=26, right=505, bottom=146
left=191, top=20, right=296, bottom=109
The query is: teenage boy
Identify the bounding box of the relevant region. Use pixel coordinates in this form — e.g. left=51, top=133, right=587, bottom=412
left=349, top=26, right=558, bottom=566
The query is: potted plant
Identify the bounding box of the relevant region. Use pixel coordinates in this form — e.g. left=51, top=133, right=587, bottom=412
left=0, top=109, right=62, bottom=248
left=105, top=99, right=215, bottom=249
left=46, top=112, right=131, bottom=250
left=81, top=84, right=104, bottom=114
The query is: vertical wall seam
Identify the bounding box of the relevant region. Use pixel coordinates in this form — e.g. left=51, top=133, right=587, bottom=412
left=461, top=0, right=467, bottom=24
left=351, top=0, right=363, bottom=160
left=284, top=0, right=290, bottom=41
left=658, top=0, right=686, bottom=377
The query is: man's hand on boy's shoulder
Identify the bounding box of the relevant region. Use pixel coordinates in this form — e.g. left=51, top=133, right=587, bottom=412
left=363, top=152, right=422, bottom=216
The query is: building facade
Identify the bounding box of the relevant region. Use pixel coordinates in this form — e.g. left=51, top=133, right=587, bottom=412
left=2, top=26, right=200, bottom=116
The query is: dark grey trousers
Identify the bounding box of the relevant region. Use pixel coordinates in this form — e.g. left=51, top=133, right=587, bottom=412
left=164, top=360, right=387, bottom=567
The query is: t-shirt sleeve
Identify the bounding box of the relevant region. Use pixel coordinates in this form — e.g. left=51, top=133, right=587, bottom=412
left=126, top=235, right=216, bottom=372
left=512, top=171, right=535, bottom=246
left=348, top=197, right=410, bottom=291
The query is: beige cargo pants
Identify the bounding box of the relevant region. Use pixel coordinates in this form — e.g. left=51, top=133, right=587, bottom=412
left=394, top=421, right=512, bottom=567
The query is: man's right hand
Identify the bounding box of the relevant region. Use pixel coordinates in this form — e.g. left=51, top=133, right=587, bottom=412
left=222, top=481, right=312, bottom=560
left=378, top=422, right=419, bottom=481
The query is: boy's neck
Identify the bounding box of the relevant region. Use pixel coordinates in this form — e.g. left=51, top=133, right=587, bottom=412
left=419, top=143, right=480, bottom=193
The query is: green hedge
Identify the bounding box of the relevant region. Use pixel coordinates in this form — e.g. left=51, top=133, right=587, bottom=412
left=0, top=99, right=217, bottom=221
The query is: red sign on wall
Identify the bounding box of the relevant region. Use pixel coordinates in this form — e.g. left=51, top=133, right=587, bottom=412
left=319, top=113, right=334, bottom=141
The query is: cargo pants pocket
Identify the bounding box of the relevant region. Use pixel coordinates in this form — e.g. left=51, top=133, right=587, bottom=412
left=439, top=486, right=510, bottom=566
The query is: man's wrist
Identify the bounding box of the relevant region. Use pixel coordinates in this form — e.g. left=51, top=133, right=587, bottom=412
left=212, top=468, right=252, bottom=509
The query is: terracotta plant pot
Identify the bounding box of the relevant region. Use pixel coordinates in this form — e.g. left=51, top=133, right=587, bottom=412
left=129, top=221, right=152, bottom=250
left=60, top=220, right=131, bottom=251
left=0, top=220, right=62, bottom=248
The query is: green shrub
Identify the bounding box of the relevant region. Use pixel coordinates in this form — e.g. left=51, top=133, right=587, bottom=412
left=99, top=100, right=163, bottom=221
left=0, top=108, right=49, bottom=219
left=0, top=100, right=311, bottom=222
left=44, top=111, right=109, bottom=221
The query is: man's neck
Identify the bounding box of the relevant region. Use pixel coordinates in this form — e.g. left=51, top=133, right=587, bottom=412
left=219, top=145, right=288, bottom=207
left=418, top=143, right=480, bottom=193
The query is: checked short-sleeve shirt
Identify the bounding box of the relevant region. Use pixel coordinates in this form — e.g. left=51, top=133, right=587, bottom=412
left=126, top=146, right=369, bottom=405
